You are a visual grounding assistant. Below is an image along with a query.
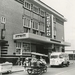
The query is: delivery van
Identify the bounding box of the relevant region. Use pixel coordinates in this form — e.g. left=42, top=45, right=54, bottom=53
left=50, top=52, right=70, bottom=67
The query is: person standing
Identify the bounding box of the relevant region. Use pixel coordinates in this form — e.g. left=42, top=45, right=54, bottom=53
left=31, top=55, right=37, bottom=67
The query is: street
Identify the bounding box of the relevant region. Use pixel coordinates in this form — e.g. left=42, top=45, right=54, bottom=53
left=3, top=62, right=75, bottom=75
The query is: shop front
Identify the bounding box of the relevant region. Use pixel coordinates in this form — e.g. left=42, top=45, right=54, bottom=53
left=13, top=33, right=70, bottom=64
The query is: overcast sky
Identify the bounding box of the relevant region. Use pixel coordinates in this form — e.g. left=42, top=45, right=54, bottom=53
left=42, top=0, right=75, bottom=50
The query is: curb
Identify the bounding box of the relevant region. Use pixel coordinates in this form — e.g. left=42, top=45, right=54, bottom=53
left=2, top=70, right=24, bottom=74
left=10, top=70, right=24, bottom=74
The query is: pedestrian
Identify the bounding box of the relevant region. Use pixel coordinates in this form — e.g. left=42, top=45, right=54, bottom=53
left=31, top=55, right=37, bottom=67
left=23, top=57, right=29, bottom=71
left=16, top=57, right=20, bottom=66
left=40, top=56, right=46, bottom=67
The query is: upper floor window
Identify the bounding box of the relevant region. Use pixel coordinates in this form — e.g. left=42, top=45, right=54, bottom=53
left=24, top=1, right=31, bottom=10
left=40, top=17, right=45, bottom=23
left=39, top=22, right=45, bottom=32
left=32, top=20, right=39, bottom=30
left=33, top=5, right=39, bottom=13
left=40, top=9, right=45, bottom=16
left=23, top=27, right=30, bottom=33
left=23, top=17, right=31, bottom=28
left=33, top=30, right=38, bottom=34
left=56, top=18, right=63, bottom=25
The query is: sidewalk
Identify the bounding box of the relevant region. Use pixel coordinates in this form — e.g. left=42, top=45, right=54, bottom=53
left=11, top=65, right=25, bottom=73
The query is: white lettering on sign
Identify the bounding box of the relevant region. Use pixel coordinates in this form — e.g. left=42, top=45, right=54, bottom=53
left=15, top=34, right=26, bottom=38
left=13, top=33, right=28, bottom=39
left=46, top=15, right=51, bottom=36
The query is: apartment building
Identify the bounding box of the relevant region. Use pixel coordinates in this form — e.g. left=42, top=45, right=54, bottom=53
left=0, top=0, right=70, bottom=64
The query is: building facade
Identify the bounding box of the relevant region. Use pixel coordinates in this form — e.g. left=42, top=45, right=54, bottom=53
left=0, top=0, right=70, bottom=64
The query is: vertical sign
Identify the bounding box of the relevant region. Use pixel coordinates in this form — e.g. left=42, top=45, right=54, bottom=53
left=46, top=14, right=53, bottom=38
left=46, top=15, right=51, bottom=37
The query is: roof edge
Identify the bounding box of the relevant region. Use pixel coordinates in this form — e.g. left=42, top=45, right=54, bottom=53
left=34, top=0, right=67, bottom=22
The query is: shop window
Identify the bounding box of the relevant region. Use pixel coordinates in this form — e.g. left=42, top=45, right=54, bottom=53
left=16, top=42, right=21, bottom=55
left=16, top=49, right=21, bottom=54
left=39, top=22, right=45, bottom=32
left=23, top=18, right=31, bottom=28
left=24, top=1, right=31, bottom=10
left=16, top=42, right=21, bottom=48
left=31, top=44, right=36, bottom=52
left=22, top=43, right=30, bottom=52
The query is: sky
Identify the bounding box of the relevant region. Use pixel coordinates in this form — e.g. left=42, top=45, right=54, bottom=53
left=42, top=0, right=75, bottom=50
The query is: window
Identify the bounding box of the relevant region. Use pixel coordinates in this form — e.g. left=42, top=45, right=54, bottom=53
left=40, top=32, right=45, bottom=36
left=22, top=43, right=30, bottom=52
left=33, top=5, right=39, bottom=13
left=32, top=20, right=39, bottom=30
left=23, top=18, right=31, bottom=28
left=33, top=30, right=37, bottom=34
left=51, top=55, right=58, bottom=59
left=40, top=17, right=45, bottom=22
left=16, top=42, right=21, bottom=48
left=54, top=23, right=56, bottom=38
left=24, top=1, right=31, bottom=10
left=16, top=49, right=21, bottom=54
left=16, top=42, right=21, bottom=55
left=23, top=27, right=29, bottom=33
left=39, top=22, right=45, bottom=32
left=56, top=18, right=63, bottom=25
left=40, top=9, right=45, bottom=16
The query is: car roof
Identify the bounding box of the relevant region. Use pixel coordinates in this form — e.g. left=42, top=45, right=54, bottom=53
left=51, top=52, right=66, bottom=55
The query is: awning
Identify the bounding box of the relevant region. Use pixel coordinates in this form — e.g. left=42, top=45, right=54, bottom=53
left=31, top=52, right=48, bottom=57
left=13, top=33, right=70, bottom=46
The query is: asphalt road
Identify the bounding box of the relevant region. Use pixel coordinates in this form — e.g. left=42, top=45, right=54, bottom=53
left=3, top=63, right=75, bottom=75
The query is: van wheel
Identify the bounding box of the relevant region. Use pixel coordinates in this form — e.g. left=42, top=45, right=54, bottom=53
left=61, top=63, right=64, bottom=67
left=66, top=62, right=69, bottom=67
left=7, top=70, right=11, bottom=74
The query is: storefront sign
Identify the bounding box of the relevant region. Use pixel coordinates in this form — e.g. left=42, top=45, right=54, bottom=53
left=13, top=33, right=28, bottom=39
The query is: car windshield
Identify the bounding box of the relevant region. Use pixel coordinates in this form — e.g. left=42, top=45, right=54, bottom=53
left=51, top=55, right=58, bottom=58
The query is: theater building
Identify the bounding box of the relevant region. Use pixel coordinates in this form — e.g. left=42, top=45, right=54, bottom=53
left=0, top=0, right=70, bottom=64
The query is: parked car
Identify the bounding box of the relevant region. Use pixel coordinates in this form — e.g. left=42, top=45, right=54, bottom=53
left=0, top=61, right=12, bottom=73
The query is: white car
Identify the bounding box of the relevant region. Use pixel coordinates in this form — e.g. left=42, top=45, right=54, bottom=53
left=0, top=62, right=12, bottom=73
